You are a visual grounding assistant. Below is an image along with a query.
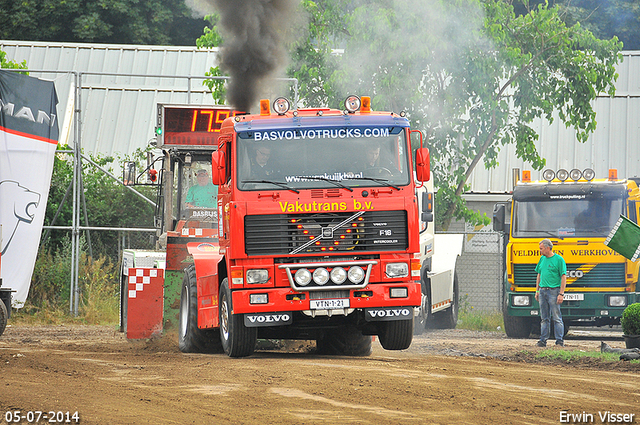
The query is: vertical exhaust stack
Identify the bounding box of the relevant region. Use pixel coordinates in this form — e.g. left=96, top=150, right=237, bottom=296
left=213, top=0, right=296, bottom=113
left=512, top=168, right=520, bottom=190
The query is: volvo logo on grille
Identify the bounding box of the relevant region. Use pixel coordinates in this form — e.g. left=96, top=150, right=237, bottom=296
left=364, top=307, right=413, bottom=321
left=322, top=227, right=333, bottom=238
left=244, top=312, right=293, bottom=327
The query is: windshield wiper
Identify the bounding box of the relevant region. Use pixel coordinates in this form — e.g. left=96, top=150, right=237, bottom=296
left=343, top=176, right=400, bottom=191
left=243, top=180, right=300, bottom=194
left=297, top=176, right=353, bottom=192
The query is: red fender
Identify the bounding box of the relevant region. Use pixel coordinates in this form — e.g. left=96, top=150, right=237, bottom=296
left=187, top=242, right=224, bottom=329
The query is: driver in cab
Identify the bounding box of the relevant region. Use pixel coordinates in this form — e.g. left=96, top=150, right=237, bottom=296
left=249, top=146, right=276, bottom=179
left=355, top=144, right=396, bottom=177
left=185, top=168, right=217, bottom=208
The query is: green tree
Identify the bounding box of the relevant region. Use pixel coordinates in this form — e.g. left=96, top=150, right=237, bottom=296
left=521, top=0, right=640, bottom=50
left=286, top=0, right=353, bottom=108
left=0, top=0, right=206, bottom=45
left=295, top=0, right=621, bottom=229
left=429, top=0, right=622, bottom=228
left=0, top=50, right=27, bottom=70
left=196, top=14, right=226, bottom=105
left=43, top=146, right=156, bottom=258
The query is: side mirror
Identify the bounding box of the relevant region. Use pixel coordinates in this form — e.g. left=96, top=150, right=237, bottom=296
left=493, top=203, right=508, bottom=232
left=211, top=150, right=226, bottom=185
left=123, top=161, right=136, bottom=186
left=415, top=148, right=430, bottom=182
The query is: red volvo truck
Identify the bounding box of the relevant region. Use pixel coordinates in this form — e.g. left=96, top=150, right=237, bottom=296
left=179, top=95, right=432, bottom=357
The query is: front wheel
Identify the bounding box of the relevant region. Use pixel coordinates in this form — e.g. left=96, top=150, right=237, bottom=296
left=503, top=291, right=533, bottom=338
left=377, top=319, right=413, bottom=350
left=178, top=265, right=222, bottom=353
left=219, top=279, right=257, bottom=357
left=0, top=299, right=7, bottom=337
left=413, top=290, right=430, bottom=335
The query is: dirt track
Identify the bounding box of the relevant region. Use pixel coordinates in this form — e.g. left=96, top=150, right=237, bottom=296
left=1, top=325, right=638, bottom=425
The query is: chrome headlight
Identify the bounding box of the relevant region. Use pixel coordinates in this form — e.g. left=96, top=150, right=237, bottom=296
left=348, top=266, right=365, bottom=284
left=294, top=268, right=311, bottom=286
left=273, top=97, right=290, bottom=115
left=246, top=269, right=269, bottom=284
left=313, top=268, right=330, bottom=285
left=344, top=95, right=361, bottom=113
left=556, top=169, right=569, bottom=182
left=386, top=262, right=409, bottom=278
left=607, top=295, right=627, bottom=307
left=330, top=267, right=347, bottom=284
left=583, top=168, right=595, bottom=181
left=512, top=295, right=531, bottom=307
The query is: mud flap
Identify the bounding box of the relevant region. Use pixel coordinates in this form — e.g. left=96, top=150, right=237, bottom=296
left=244, top=312, right=293, bottom=327
left=364, top=306, right=413, bottom=321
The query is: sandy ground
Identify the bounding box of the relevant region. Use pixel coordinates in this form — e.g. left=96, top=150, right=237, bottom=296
left=0, top=325, right=638, bottom=425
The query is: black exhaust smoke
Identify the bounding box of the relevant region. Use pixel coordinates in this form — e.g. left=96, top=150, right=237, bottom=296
left=213, top=0, right=296, bottom=112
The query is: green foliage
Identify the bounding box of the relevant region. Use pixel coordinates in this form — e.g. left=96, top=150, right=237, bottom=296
left=78, top=254, right=120, bottom=325
left=0, top=0, right=206, bottom=45
left=27, top=237, right=74, bottom=313
left=197, top=14, right=227, bottom=105
left=621, top=302, right=640, bottom=336
left=535, top=349, right=638, bottom=364
left=291, top=0, right=622, bottom=230
left=457, top=294, right=505, bottom=331
left=15, top=248, right=120, bottom=325
left=286, top=0, right=349, bottom=108
left=0, top=50, right=27, bottom=71
left=44, top=145, right=156, bottom=257
left=522, top=0, right=640, bottom=50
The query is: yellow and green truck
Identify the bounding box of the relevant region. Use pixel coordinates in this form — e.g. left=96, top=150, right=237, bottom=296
left=493, top=168, right=640, bottom=338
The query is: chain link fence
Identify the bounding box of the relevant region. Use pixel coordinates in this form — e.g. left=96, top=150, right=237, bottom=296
left=440, top=230, right=505, bottom=313
left=42, top=227, right=156, bottom=263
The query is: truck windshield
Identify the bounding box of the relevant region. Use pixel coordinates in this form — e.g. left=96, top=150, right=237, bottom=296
left=176, top=159, right=218, bottom=226
left=236, top=127, right=411, bottom=191
left=512, top=198, right=624, bottom=238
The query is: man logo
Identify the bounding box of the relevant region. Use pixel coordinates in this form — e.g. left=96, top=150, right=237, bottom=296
left=568, top=270, right=584, bottom=278
left=0, top=181, right=41, bottom=255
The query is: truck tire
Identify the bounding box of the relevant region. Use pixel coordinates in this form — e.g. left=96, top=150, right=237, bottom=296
left=502, top=292, right=533, bottom=338
left=0, top=299, right=7, bottom=337
left=178, top=265, right=223, bottom=353
left=316, top=325, right=372, bottom=356
left=413, top=288, right=430, bottom=335
left=219, top=279, right=257, bottom=357
left=432, top=272, right=459, bottom=329
left=377, top=319, right=413, bottom=350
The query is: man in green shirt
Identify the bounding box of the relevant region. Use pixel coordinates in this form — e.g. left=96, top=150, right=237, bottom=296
left=534, top=238, right=567, bottom=347
left=186, top=169, right=217, bottom=208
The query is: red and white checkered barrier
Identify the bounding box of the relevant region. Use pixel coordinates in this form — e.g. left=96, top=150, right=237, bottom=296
left=126, top=268, right=164, bottom=339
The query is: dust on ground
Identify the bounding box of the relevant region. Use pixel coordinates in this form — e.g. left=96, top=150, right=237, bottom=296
left=1, top=325, right=638, bottom=424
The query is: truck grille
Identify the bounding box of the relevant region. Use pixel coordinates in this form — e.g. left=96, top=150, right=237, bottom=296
left=245, top=211, right=408, bottom=256
left=513, top=263, right=626, bottom=288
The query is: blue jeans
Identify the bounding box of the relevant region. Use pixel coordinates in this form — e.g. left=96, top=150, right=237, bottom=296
left=539, top=287, right=564, bottom=343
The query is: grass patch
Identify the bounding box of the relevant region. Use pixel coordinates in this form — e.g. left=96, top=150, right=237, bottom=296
left=535, top=349, right=640, bottom=364
left=456, top=294, right=505, bottom=332
left=12, top=251, right=120, bottom=326
left=458, top=310, right=504, bottom=332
